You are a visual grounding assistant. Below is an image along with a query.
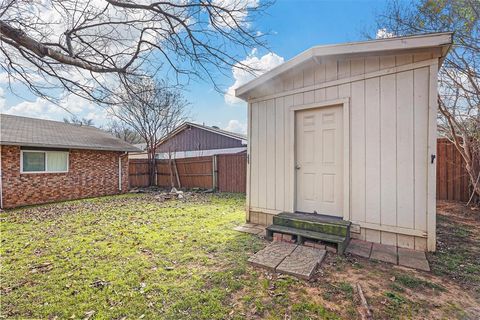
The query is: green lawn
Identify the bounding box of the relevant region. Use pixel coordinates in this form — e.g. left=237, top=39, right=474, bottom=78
left=0, top=193, right=339, bottom=319
left=1, top=194, right=478, bottom=319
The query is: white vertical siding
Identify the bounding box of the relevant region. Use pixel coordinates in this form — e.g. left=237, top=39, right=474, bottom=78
left=284, top=94, right=294, bottom=212
left=258, top=101, right=267, bottom=209
left=266, top=99, right=276, bottom=209
left=275, top=97, right=285, bottom=211
left=379, top=55, right=398, bottom=246
left=396, top=55, right=415, bottom=248
left=364, top=56, right=381, bottom=243
left=250, top=102, right=259, bottom=208
left=427, top=61, right=438, bottom=251
left=413, top=66, right=430, bottom=250
left=350, top=59, right=366, bottom=225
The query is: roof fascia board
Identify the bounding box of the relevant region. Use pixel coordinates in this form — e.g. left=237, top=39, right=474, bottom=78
left=235, top=32, right=453, bottom=99
left=0, top=141, right=140, bottom=152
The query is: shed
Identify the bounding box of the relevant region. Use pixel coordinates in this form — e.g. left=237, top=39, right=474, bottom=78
left=235, top=32, right=453, bottom=252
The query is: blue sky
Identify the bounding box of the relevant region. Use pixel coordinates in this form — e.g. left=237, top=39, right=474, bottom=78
left=0, top=0, right=388, bottom=134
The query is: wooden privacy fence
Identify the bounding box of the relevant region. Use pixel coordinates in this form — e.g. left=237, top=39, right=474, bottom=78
left=129, top=153, right=247, bottom=193
left=217, top=153, right=247, bottom=193
left=436, top=138, right=471, bottom=202
left=131, top=139, right=470, bottom=199
left=129, top=160, right=150, bottom=188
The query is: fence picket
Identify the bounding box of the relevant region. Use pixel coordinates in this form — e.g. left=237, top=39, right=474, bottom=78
left=436, top=138, right=471, bottom=201
left=129, top=154, right=246, bottom=192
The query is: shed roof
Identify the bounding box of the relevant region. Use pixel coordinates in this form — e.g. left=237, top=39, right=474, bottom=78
left=0, top=114, right=140, bottom=152
left=235, top=32, right=453, bottom=100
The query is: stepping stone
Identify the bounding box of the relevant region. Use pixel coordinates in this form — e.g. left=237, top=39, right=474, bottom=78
left=398, top=248, right=430, bottom=271
left=276, top=246, right=326, bottom=280
left=370, top=243, right=397, bottom=264
left=233, top=225, right=263, bottom=235
left=346, top=239, right=373, bottom=258
left=248, top=242, right=297, bottom=270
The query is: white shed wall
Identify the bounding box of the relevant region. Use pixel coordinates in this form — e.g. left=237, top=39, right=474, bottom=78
left=247, top=50, right=439, bottom=251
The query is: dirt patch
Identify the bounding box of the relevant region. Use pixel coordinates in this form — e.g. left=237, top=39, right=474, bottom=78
left=437, top=201, right=480, bottom=226
left=430, top=201, right=480, bottom=297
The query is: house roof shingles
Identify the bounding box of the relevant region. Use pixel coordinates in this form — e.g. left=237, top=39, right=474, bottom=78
left=0, top=114, right=140, bottom=152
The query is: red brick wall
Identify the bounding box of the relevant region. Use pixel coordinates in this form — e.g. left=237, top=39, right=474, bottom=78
left=1, top=145, right=129, bottom=208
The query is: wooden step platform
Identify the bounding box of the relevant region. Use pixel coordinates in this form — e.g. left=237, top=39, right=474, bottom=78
left=266, top=212, right=351, bottom=254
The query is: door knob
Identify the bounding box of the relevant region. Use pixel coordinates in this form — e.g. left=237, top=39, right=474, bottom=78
left=295, top=164, right=301, bottom=170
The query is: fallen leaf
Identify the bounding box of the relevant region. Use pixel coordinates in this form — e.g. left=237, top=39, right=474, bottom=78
left=83, top=310, right=95, bottom=320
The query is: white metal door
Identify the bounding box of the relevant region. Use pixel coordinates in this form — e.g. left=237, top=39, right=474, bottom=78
left=295, top=105, right=343, bottom=216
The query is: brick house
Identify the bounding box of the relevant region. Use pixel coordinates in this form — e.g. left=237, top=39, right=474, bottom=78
left=0, top=114, right=140, bottom=209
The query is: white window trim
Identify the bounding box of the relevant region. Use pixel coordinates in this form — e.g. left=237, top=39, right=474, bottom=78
left=20, top=150, right=69, bottom=174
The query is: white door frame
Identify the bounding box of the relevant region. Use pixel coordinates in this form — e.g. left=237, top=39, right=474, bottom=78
left=288, top=97, right=351, bottom=221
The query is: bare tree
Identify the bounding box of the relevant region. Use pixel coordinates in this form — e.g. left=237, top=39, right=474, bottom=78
left=63, top=116, right=94, bottom=126
left=108, top=78, right=188, bottom=186
left=374, top=0, right=480, bottom=203
left=105, top=120, right=144, bottom=144
left=0, top=0, right=270, bottom=106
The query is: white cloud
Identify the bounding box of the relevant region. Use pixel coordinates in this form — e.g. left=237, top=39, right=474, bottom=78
left=3, top=97, right=64, bottom=120
left=0, top=73, right=9, bottom=84
left=0, top=87, right=5, bottom=110
left=224, top=119, right=247, bottom=134
left=2, top=94, right=109, bottom=125
left=225, top=49, right=284, bottom=104
left=211, top=0, right=258, bottom=29
left=376, top=28, right=395, bottom=39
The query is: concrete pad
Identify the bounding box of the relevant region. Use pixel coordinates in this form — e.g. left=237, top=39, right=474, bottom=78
left=233, top=225, right=263, bottom=235
left=398, top=248, right=430, bottom=271
left=248, top=242, right=297, bottom=270
left=276, top=246, right=326, bottom=280
left=244, top=223, right=264, bottom=229
left=370, top=243, right=397, bottom=264
left=346, top=239, right=373, bottom=258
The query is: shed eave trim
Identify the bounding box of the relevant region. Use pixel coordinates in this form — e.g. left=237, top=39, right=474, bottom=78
left=235, top=32, right=453, bottom=100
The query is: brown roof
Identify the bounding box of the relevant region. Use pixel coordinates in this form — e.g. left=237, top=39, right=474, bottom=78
left=0, top=114, right=140, bottom=152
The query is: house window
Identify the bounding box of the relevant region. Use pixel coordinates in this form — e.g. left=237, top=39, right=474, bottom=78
left=21, top=150, right=69, bottom=173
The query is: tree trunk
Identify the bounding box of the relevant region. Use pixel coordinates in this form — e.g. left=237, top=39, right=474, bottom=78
left=147, top=142, right=156, bottom=187
left=168, top=151, right=175, bottom=188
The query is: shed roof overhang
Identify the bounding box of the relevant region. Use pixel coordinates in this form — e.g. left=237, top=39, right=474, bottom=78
left=235, top=32, right=453, bottom=101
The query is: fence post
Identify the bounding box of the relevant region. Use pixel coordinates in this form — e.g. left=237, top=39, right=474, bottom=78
left=154, top=159, right=157, bottom=186
left=212, top=155, right=218, bottom=192
left=173, top=159, right=181, bottom=188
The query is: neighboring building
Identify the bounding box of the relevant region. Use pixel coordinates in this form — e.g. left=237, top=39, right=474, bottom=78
left=134, top=122, right=246, bottom=159
left=235, top=32, right=453, bottom=252
left=0, top=114, right=140, bottom=208
left=129, top=143, right=148, bottom=159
